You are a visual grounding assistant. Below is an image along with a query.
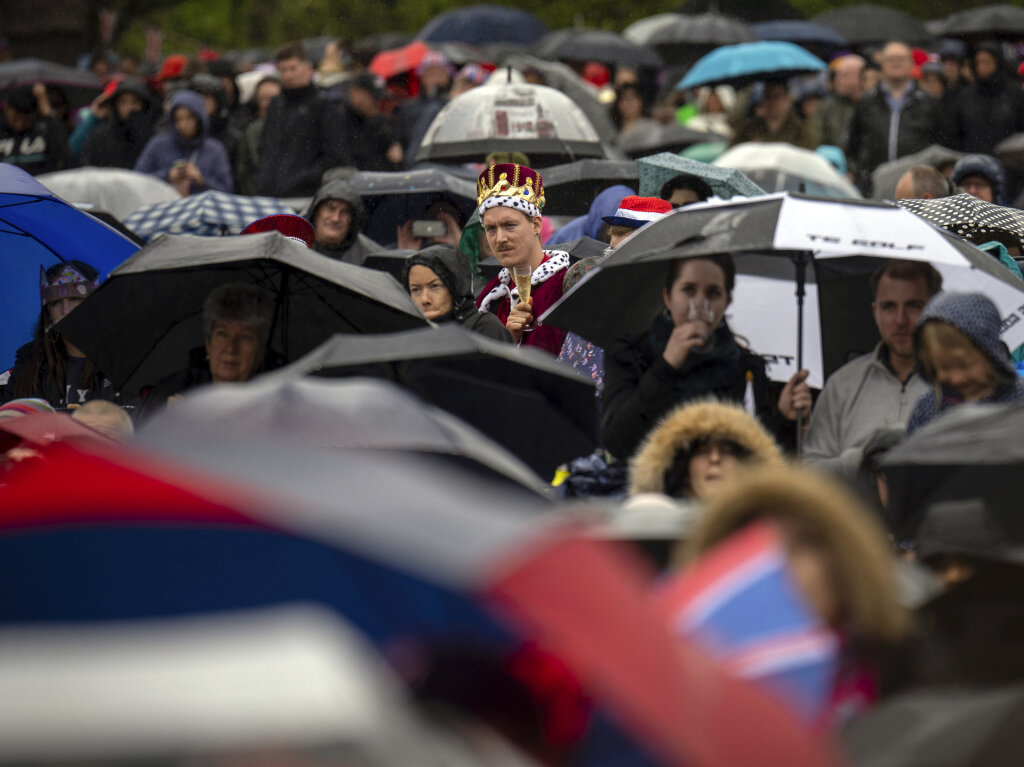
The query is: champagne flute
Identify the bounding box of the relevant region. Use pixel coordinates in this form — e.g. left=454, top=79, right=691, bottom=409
left=512, top=263, right=534, bottom=332
left=688, top=298, right=716, bottom=349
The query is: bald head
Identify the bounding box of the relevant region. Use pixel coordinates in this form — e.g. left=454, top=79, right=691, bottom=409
left=893, top=165, right=949, bottom=201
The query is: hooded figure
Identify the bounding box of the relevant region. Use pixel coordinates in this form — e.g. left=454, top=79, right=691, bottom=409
left=906, top=291, right=1024, bottom=435
left=629, top=398, right=784, bottom=501
left=949, top=41, right=1024, bottom=155
left=304, top=179, right=380, bottom=265
left=402, top=244, right=511, bottom=342
left=81, top=78, right=157, bottom=169
left=133, top=89, right=233, bottom=194
left=951, top=154, right=1007, bottom=206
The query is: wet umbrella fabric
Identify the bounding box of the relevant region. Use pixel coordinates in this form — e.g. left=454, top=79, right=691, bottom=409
left=54, top=231, right=427, bottom=395
left=123, top=189, right=295, bottom=241
left=138, top=376, right=547, bottom=493
left=869, top=144, right=963, bottom=200
left=542, top=159, right=639, bottom=217
left=897, top=193, right=1024, bottom=252
left=416, top=4, right=547, bottom=46
left=940, top=4, right=1024, bottom=40
left=0, top=58, right=103, bottom=107
left=0, top=163, right=140, bottom=370
left=0, top=440, right=835, bottom=767
left=623, top=13, right=756, bottom=66
left=368, top=40, right=431, bottom=80
left=532, top=29, right=663, bottom=69
left=678, top=41, right=826, bottom=90
left=752, top=21, right=847, bottom=48
left=637, top=151, right=765, bottom=200
left=37, top=168, right=180, bottom=221
left=262, top=324, right=598, bottom=479
left=617, top=123, right=724, bottom=160
left=812, top=4, right=931, bottom=47
left=540, top=194, right=1024, bottom=388
left=714, top=142, right=862, bottom=199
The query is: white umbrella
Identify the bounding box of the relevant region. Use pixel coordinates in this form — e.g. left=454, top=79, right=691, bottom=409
left=36, top=167, right=180, bottom=220
left=714, top=142, right=862, bottom=200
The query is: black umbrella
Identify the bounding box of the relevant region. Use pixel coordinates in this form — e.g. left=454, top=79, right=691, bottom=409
left=813, top=4, right=931, bottom=47
left=940, top=4, right=1024, bottom=40
left=262, top=324, right=598, bottom=478
left=138, top=375, right=547, bottom=493
left=677, top=0, right=804, bottom=22
left=55, top=231, right=427, bottom=395
left=541, top=159, right=639, bottom=217
left=898, top=193, right=1024, bottom=252
left=532, top=28, right=664, bottom=69
left=623, top=13, right=757, bottom=66
left=842, top=684, right=1024, bottom=767
left=0, top=58, right=103, bottom=108
left=616, top=122, right=723, bottom=159
left=882, top=403, right=1024, bottom=544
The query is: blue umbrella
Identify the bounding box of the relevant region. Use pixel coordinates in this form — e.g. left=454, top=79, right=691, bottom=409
left=678, top=40, right=827, bottom=90
left=416, top=4, right=547, bottom=46
left=123, top=189, right=294, bottom=241
left=0, top=164, right=139, bottom=369
left=752, top=20, right=848, bottom=48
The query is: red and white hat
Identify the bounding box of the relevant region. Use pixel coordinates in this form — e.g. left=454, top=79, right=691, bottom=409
left=602, top=195, right=673, bottom=229
left=240, top=214, right=316, bottom=248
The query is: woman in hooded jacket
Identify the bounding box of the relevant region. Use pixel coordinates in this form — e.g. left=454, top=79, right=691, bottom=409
left=403, top=244, right=511, bottom=342
left=949, top=42, right=1024, bottom=155
left=629, top=398, right=785, bottom=503
left=906, top=291, right=1024, bottom=435
left=134, top=89, right=233, bottom=195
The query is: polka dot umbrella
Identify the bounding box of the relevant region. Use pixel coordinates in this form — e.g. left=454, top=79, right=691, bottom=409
left=897, top=193, right=1024, bottom=253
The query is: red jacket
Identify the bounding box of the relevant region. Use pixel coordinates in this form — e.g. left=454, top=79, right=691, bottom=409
left=476, top=253, right=568, bottom=356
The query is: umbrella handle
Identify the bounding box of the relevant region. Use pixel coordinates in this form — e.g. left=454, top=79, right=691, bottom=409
left=792, top=252, right=808, bottom=457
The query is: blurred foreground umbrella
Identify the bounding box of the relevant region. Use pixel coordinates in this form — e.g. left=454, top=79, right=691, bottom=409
left=637, top=151, right=765, bottom=199
left=369, top=40, right=431, bottom=80
left=897, top=193, right=1024, bottom=252
left=37, top=168, right=179, bottom=221
left=870, top=144, right=963, bottom=200
left=617, top=122, right=723, bottom=159
left=678, top=41, right=826, bottom=90
left=812, top=4, right=931, bottom=47
left=416, top=81, right=606, bottom=165
left=0, top=412, right=112, bottom=453
left=714, top=142, right=862, bottom=199
left=752, top=20, right=847, bottom=48
left=623, top=13, right=756, bottom=66
left=416, top=4, right=547, bottom=46
left=532, top=28, right=663, bottom=69
left=541, top=194, right=1024, bottom=389
left=542, top=159, right=639, bottom=216
left=0, top=439, right=836, bottom=767
left=0, top=58, right=102, bottom=107
left=262, top=324, right=597, bottom=478
left=123, top=189, right=294, bottom=240
left=940, top=4, right=1024, bottom=40
left=0, top=163, right=139, bottom=370
left=55, top=232, right=426, bottom=395
left=357, top=32, right=413, bottom=53
left=139, top=376, right=547, bottom=493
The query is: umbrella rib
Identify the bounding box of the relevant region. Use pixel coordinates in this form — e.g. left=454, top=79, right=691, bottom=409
left=0, top=204, right=66, bottom=261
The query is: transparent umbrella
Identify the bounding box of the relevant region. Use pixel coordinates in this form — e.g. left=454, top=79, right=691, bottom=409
left=37, top=168, right=180, bottom=221
left=714, top=142, right=862, bottom=199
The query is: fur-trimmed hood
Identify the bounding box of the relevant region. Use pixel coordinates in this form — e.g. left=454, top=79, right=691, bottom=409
left=629, top=398, right=784, bottom=497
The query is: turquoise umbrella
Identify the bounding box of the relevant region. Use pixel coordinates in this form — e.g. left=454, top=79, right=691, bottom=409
left=637, top=151, right=765, bottom=199
left=677, top=40, right=826, bottom=90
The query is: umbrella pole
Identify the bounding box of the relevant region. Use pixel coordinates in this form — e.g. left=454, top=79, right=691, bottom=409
left=792, top=251, right=807, bottom=456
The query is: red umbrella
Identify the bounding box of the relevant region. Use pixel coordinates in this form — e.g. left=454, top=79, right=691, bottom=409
left=0, top=412, right=113, bottom=453
left=370, top=40, right=431, bottom=80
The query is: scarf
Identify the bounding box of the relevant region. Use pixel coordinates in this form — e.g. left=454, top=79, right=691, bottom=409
left=478, top=251, right=570, bottom=313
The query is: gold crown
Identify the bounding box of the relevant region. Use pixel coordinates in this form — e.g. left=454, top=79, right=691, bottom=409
left=476, top=163, right=545, bottom=211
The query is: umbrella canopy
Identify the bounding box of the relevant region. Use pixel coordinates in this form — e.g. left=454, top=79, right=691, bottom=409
left=993, top=132, right=1024, bottom=173
left=869, top=144, right=964, bottom=200
left=678, top=41, right=826, bottom=90
left=623, top=13, right=757, bottom=66
left=262, top=324, right=598, bottom=479
left=752, top=20, right=847, bottom=48
left=843, top=682, right=1024, bottom=767
left=416, top=4, right=547, bottom=46
left=714, top=142, right=862, bottom=199
left=542, top=159, right=639, bottom=217
left=540, top=194, right=1024, bottom=388
left=677, top=0, right=804, bottom=21
left=940, top=4, right=1024, bottom=40
left=123, top=189, right=295, bottom=241
left=55, top=231, right=426, bottom=395
left=0, top=163, right=140, bottom=370
left=369, top=39, right=431, bottom=80
left=532, top=28, right=663, bottom=69
left=0, top=412, right=112, bottom=453
left=36, top=167, right=180, bottom=221
left=0, top=439, right=836, bottom=767
left=138, top=376, right=547, bottom=493
left=882, top=403, right=1024, bottom=543
left=415, top=81, right=606, bottom=165
left=347, top=167, right=478, bottom=246
left=897, top=193, right=1024, bottom=252
left=0, top=58, right=103, bottom=108
left=812, top=4, right=931, bottom=47
left=617, top=122, right=724, bottom=159
left=637, top=151, right=765, bottom=199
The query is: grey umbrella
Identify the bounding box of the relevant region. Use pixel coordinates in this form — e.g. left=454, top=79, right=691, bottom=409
left=813, top=4, right=932, bottom=47
left=940, top=4, right=1024, bottom=40
left=994, top=132, right=1024, bottom=173
left=532, top=28, right=664, bottom=69
left=869, top=144, right=963, bottom=200
left=637, top=151, right=765, bottom=199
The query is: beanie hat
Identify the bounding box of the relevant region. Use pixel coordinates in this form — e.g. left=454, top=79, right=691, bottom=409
left=916, top=291, right=1015, bottom=381
left=602, top=196, right=673, bottom=229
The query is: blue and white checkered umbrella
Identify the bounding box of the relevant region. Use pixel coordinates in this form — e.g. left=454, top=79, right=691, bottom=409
left=124, top=190, right=294, bottom=241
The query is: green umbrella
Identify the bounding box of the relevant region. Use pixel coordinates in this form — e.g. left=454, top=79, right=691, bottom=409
left=637, top=151, right=765, bottom=199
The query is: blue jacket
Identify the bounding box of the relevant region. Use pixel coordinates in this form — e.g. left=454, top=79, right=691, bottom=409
left=134, top=90, right=233, bottom=193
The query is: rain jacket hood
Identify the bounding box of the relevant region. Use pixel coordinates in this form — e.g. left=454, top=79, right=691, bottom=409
left=403, top=244, right=477, bottom=322
left=952, top=154, right=1007, bottom=206
left=168, top=89, right=209, bottom=148
left=305, top=179, right=365, bottom=239
left=915, top=291, right=1016, bottom=381
left=629, top=398, right=784, bottom=497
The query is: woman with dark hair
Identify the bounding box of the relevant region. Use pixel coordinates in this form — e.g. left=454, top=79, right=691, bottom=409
left=600, top=254, right=808, bottom=462
left=610, top=83, right=658, bottom=147
left=1, top=261, right=120, bottom=410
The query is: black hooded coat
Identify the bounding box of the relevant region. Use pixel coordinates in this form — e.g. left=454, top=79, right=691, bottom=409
left=304, top=179, right=381, bottom=265
left=950, top=42, right=1024, bottom=154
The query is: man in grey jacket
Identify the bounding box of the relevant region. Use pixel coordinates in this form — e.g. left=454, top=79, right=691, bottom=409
left=803, top=260, right=942, bottom=475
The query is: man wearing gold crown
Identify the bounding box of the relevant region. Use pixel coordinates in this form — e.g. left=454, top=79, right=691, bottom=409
left=475, top=163, right=569, bottom=355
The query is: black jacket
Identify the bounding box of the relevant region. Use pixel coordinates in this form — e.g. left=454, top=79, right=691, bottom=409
left=600, top=316, right=785, bottom=462
left=949, top=75, right=1024, bottom=155
left=1, top=341, right=119, bottom=410
left=0, top=114, right=69, bottom=175
left=81, top=112, right=156, bottom=169
left=846, top=84, right=941, bottom=193
left=340, top=106, right=400, bottom=172
left=256, top=84, right=349, bottom=198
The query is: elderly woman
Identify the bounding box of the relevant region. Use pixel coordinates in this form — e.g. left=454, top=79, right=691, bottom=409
left=137, top=282, right=275, bottom=418
left=403, top=244, right=510, bottom=342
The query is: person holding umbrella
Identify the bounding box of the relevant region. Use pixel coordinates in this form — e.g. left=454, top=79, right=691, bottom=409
left=475, top=162, right=570, bottom=355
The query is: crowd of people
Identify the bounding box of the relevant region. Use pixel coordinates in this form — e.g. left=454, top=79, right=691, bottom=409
left=3, top=20, right=1024, bottom=766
